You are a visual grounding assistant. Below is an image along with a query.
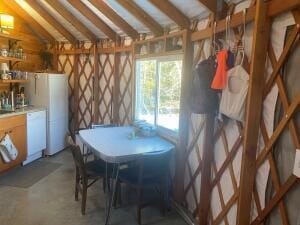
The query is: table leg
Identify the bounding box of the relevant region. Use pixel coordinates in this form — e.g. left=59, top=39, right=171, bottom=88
left=105, top=163, right=119, bottom=225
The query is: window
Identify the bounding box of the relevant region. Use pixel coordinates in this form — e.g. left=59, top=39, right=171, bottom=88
left=135, top=56, right=183, bottom=133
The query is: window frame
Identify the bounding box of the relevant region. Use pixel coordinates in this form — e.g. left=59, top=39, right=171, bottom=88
left=133, top=54, right=183, bottom=139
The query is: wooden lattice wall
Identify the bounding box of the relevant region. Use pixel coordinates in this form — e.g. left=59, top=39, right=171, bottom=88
left=181, top=3, right=300, bottom=225
left=56, top=42, right=133, bottom=134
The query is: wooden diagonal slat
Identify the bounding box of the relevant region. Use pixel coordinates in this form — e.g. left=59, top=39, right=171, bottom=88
left=3, top=0, right=55, bottom=43
left=25, top=0, right=77, bottom=44
left=268, top=44, right=300, bottom=148
left=212, top=192, right=239, bottom=225
left=264, top=24, right=299, bottom=95
left=251, top=176, right=298, bottom=225
left=197, top=0, right=217, bottom=14
left=148, top=0, right=190, bottom=29
left=116, top=0, right=164, bottom=36
left=88, top=0, right=139, bottom=40
left=260, top=122, right=290, bottom=225
left=45, top=0, right=97, bottom=41
left=256, top=92, right=300, bottom=167
left=67, top=0, right=118, bottom=41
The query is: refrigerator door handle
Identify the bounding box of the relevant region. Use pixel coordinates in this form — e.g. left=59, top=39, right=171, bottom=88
left=34, top=74, right=38, bottom=94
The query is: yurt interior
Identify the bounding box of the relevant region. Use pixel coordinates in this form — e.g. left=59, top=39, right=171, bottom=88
left=0, top=0, right=299, bottom=225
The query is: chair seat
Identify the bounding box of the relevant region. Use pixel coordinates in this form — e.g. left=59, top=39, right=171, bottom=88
left=86, top=160, right=107, bottom=178
left=118, top=167, right=162, bottom=187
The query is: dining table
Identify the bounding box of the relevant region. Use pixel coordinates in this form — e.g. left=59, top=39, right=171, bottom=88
left=79, top=126, right=175, bottom=225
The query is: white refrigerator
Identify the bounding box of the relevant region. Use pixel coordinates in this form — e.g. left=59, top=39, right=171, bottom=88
left=25, top=73, right=68, bottom=156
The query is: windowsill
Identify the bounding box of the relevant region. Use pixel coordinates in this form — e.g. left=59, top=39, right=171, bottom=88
left=157, top=126, right=179, bottom=145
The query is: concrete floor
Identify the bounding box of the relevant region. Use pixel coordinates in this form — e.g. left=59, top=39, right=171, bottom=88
left=0, top=150, right=187, bottom=225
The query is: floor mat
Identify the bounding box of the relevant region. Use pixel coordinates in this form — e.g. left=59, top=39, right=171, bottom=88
left=0, top=161, right=61, bottom=188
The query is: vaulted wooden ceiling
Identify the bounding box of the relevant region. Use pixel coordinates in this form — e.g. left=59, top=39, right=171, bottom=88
left=4, top=0, right=214, bottom=43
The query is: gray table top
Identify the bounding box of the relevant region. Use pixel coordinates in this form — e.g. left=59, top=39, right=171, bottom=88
left=79, top=126, right=175, bottom=163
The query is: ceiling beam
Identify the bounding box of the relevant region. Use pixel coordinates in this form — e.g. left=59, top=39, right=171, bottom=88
left=116, top=0, right=163, bottom=36
left=25, top=0, right=77, bottom=44
left=148, top=0, right=190, bottom=29
left=198, top=0, right=217, bottom=14
left=67, top=0, right=118, bottom=41
left=88, top=0, right=139, bottom=40
left=45, top=0, right=97, bottom=41
left=3, top=0, right=55, bottom=43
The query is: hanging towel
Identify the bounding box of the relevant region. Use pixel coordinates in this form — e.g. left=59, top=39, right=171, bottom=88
left=0, top=134, right=18, bottom=163
left=0, top=145, right=11, bottom=163
left=211, top=50, right=228, bottom=89
left=219, top=65, right=249, bottom=121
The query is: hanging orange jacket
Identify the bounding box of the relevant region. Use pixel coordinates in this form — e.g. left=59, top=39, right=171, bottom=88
left=211, top=50, right=228, bottom=89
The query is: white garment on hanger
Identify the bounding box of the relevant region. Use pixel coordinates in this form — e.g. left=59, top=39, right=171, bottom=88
left=0, top=134, right=18, bottom=163
left=219, top=65, right=249, bottom=121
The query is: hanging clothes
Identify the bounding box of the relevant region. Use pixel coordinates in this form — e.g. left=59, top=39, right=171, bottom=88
left=227, top=50, right=235, bottom=69
left=189, top=56, right=218, bottom=114
left=211, top=50, right=228, bottom=89
left=219, top=65, right=249, bottom=121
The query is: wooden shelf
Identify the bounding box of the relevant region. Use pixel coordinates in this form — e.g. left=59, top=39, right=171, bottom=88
left=0, top=79, right=29, bottom=84
left=0, top=56, right=25, bottom=62
left=0, top=33, right=22, bottom=41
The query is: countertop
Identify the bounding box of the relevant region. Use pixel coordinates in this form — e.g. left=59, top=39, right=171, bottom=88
left=0, top=106, right=46, bottom=119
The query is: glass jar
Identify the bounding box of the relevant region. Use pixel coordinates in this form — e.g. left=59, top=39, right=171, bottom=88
left=1, top=48, right=8, bottom=57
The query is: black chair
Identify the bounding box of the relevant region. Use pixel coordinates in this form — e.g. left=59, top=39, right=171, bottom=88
left=114, top=150, right=172, bottom=225
left=70, top=145, right=110, bottom=215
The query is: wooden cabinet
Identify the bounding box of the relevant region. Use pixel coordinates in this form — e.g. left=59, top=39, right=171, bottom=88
left=0, top=114, right=27, bottom=173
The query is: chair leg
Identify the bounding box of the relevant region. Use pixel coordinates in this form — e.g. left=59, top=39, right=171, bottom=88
left=160, top=175, right=168, bottom=216
left=118, top=182, right=122, bottom=205
left=103, top=177, right=106, bottom=193
left=75, top=168, right=80, bottom=201
left=113, top=180, right=122, bottom=207
left=81, top=183, right=87, bottom=215
left=160, top=188, right=166, bottom=217
left=137, top=187, right=143, bottom=225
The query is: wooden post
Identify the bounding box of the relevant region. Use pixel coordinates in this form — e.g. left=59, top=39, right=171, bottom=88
left=113, top=52, right=120, bottom=125
left=199, top=114, right=215, bottom=225
left=237, top=1, right=270, bottom=225
left=93, top=42, right=100, bottom=124
left=174, top=29, right=194, bottom=202
left=52, top=42, right=58, bottom=72
left=73, top=52, right=80, bottom=132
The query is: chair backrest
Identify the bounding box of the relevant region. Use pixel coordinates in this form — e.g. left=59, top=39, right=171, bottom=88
left=70, top=145, right=87, bottom=179
left=138, top=150, right=172, bottom=181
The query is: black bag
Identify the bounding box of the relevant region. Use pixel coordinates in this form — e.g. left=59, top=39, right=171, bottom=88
left=190, top=57, right=219, bottom=114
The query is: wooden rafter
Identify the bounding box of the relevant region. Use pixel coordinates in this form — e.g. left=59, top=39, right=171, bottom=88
left=67, top=0, right=118, bottom=41
left=148, top=0, right=190, bottom=29
left=88, top=0, right=139, bottom=40
left=25, top=0, right=77, bottom=44
left=237, top=1, right=270, bottom=224
left=45, top=0, right=97, bottom=41
left=3, top=0, right=55, bottom=43
left=197, top=0, right=217, bottom=14
left=116, top=0, right=163, bottom=36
